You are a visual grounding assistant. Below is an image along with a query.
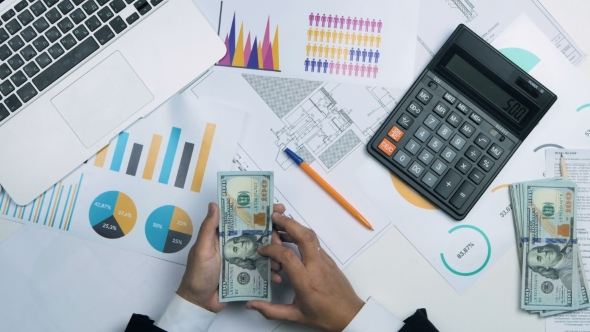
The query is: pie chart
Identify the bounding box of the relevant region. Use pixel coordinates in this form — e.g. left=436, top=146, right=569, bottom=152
left=145, top=205, right=193, bottom=253
left=89, top=191, right=137, bottom=239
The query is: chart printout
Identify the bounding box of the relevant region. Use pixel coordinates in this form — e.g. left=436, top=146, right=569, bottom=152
left=0, top=94, right=245, bottom=264
left=191, top=70, right=401, bottom=269
left=414, top=0, right=586, bottom=77
left=211, top=0, right=419, bottom=89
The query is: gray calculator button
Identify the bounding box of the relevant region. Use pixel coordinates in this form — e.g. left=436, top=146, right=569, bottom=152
left=469, top=112, right=483, bottom=125
left=443, top=92, right=457, bottom=104
left=413, top=126, right=430, bottom=143
left=455, top=158, right=472, bottom=175
left=488, top=144, right=504, bottom=160
left=435, top=169, right=462, bottom=199
left=475, top=133, right=490, bottom=149
left=427, top=137, right=443, bottom=152
left=456, top=102, right=470, bottom=114
left=423, top=114, right=440, bottom=130
left=441, top=147, right=457, bottom=163
left=446, top=112, right=463, bottom=128
left=460, top=122, right=475, bottom=138
left=393, top=150, right=411, bottom=167
left=469, top=168, right=485, bottom=184
left=431, top=159, right=447, bottom=175
left=416, top=89, right=432, bottom=105
left=478, top=155, right=495, bottom=172
left=450, top=134, right=466, bottom=151
left=421, top=172, right=438, bottom=188
left=418, top=149, right=434, bottom=165
left=407, top=101, right=423, bottom=118
left=408, top=161, right=425, bottom=177
left=450, top=181, right=475, bottom=209
left=404, top=139, right=421, bottom=155
left=436, top=124, right=452, bottom=140
left=397, top=113, right=414, bottom=129
left=465, top=145, right=482, bottom=162
left=433, top=102, right=449, bottom=118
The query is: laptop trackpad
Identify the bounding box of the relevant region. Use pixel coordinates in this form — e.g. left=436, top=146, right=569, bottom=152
left=52, top=51, right=154, bottom=148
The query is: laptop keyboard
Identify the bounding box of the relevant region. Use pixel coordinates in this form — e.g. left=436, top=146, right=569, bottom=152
left=0, top=0, right=165, bottom=124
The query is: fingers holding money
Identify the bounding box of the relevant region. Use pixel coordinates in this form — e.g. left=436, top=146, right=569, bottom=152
left=194, top=203, right=219, bottom=252
left=257, top=244, right=305, bottom=288
left=273, top=203, right=286, bottom=215
left=270, top=229, right=283, bottom=283
left=272, top=212, right=321, bottom=263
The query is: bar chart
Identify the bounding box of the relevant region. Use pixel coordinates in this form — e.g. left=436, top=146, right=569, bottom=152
left=0, top=172, right=84, bottom=231
left=92, top=123, right=217, bottom=193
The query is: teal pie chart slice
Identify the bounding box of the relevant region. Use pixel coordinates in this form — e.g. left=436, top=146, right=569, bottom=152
left=499, top=48, right=541, bottom=73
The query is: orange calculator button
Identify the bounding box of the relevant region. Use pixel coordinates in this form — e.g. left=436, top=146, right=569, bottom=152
left=387, top=126, right=405, bottom=142
left=378, top=138, right=397, bottom=156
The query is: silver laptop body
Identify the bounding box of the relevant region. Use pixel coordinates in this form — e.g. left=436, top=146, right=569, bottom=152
left=0, top=0, right=225, bottom=204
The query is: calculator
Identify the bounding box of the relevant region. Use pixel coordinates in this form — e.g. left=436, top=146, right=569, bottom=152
left=367, top=25, right=557, bottom=220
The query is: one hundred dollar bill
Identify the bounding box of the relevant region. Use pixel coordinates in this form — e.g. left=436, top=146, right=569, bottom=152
left=540, top=254, right=590, bottom=316
left=218, top=171, right=273, bottom=302
left=521, top=182, right=578, bottom=311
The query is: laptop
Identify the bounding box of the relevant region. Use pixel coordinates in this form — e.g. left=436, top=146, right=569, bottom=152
left=0, top=0, right=225, bottom=205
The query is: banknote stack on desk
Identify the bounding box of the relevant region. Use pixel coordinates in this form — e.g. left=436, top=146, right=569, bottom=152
left=510, top=178, right=590, bottom=316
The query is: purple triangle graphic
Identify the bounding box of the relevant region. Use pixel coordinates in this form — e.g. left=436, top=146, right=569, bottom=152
left=218, top=34, right=231, bottom=65
left=228, top=13, right=236, bottom=64
left=247, top=38, right=259, bottom=69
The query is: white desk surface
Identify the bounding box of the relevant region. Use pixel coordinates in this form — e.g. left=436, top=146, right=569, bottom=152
left=1, top=1, right=588, bottom=331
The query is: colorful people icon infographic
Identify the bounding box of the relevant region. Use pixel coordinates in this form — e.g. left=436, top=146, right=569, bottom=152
left=305, top=13, right=382, bottom=79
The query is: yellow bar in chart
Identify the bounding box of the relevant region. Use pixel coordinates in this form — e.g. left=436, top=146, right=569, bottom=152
left=33, top=194, right=43, bottom=223
left=94, top=145, right=109, bottom=168
left=48, top=182, right=62, bottom=227
left=190, top=123, right=216, bottom=193
left=142, top=134, right=164, bottom=180
left=64, top=183, right=78, bottom=230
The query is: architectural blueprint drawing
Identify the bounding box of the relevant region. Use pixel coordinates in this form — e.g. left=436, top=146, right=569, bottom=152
left=242, top=75, right=396, bottom=172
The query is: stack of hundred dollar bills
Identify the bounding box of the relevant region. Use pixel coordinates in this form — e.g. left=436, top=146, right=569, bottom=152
left=510, top=178, right=590, bottom=316
left=218, top=171, right=274, bottom=302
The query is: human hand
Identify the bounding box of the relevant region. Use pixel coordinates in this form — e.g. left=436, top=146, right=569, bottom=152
left=246, top=213, right=365, bottom=332
left=177, top=203, right=285, bottom=313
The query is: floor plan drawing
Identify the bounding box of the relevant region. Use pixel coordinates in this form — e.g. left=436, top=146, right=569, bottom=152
left=264, top=82, right=397, bottom=172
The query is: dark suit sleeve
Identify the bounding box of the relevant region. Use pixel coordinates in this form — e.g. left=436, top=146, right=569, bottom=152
left=125, top=314, right=166, bottom=332
left=399, top=309, right=439, bottom=332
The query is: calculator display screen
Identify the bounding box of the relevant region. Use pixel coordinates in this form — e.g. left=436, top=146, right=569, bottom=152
left=445, top=54, right=529, bottom=124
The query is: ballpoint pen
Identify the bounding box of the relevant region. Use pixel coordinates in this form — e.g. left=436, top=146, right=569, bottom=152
left=560, top=153, right=569, bottom=180
left=284, top=148, right=373, bottom=231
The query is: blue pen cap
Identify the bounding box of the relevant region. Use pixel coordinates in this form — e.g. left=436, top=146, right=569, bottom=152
left=284, top=148, right=304, bottom=165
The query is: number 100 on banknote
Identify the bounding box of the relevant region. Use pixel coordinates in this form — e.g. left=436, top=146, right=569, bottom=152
left=218, top=171, right=274, bottom=302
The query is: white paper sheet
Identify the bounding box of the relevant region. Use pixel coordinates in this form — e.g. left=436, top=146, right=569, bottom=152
left=546, top=150, right=590, bottom=330
left=352, top=15, right=590, bottom=294
left=202, top=0, right=419, bottom=89
left=191, top=71, right=400, bottom=268
left=414, top=0, right=586, bottom=77
left=0, top=94, right=244, bottom=264
left=0, top=225, right=294, bottom=331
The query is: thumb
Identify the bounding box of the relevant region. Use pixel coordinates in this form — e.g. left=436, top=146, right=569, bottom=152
left=195, top=203, right=219, bottom=248
left=246, top=301, right=301, bottom=323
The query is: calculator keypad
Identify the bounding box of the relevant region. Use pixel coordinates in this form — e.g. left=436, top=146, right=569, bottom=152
left=370, top=73, right=515, bottom=219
